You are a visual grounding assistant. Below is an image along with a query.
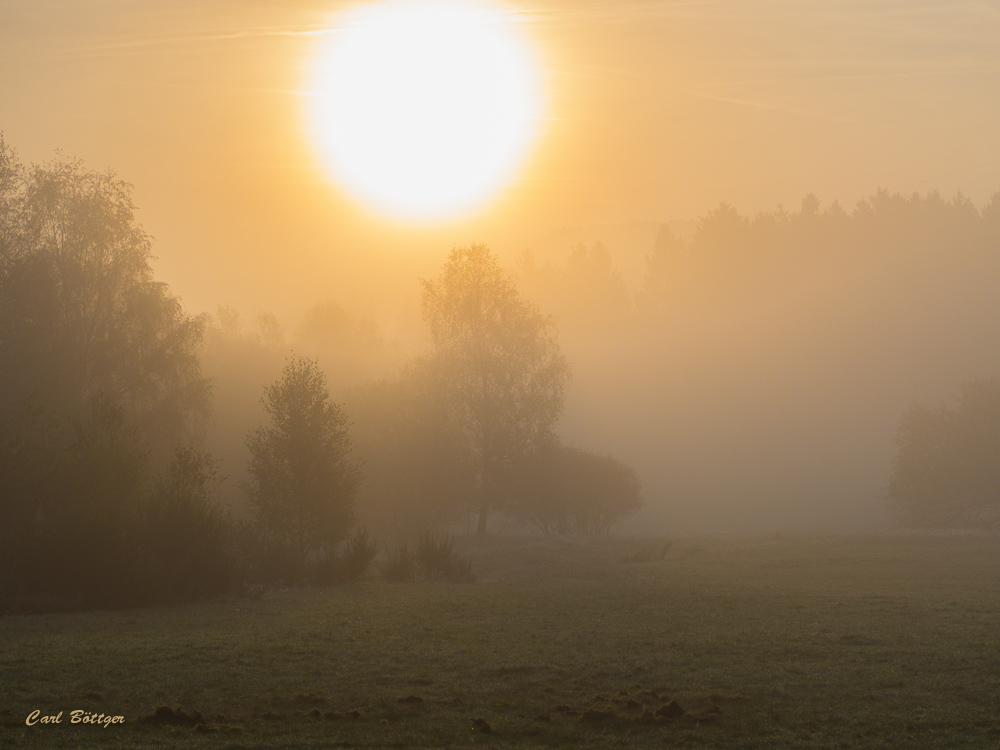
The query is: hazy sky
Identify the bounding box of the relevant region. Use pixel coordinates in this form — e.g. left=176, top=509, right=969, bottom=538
left=3, top=0, right=998, bottom=317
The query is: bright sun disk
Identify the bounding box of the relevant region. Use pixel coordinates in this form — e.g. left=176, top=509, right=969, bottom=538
left=304, top=0, right=544, bottom=223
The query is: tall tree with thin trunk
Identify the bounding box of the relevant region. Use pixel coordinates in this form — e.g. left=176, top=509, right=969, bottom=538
left=421, top=244, right=569, bottom=535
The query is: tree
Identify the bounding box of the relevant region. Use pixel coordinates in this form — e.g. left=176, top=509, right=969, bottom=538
left=638, top=224, right=689, bottom=315
left=245, top=356, right=361, bottom=577
left=886, top=378, right=1000, bottom=529
left=0, top=137, right=210, bottom=452
left=559, top=242, right=632, bottom=332
left=348, top=357, right=475, bottom=536
left=0, top=396, right=235, bottom=609
left=143, top=445, right=233, bottom=602
left=422, top=244, right=570, bottom=534
left=0, top=396, right=151, bottom=608
left=511, top=443, right=642, bottom=534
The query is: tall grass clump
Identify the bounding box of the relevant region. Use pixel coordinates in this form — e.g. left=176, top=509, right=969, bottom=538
left=315, top=527, right=377, bottom=585
left=415, top=532, right=475, bottom=582
left=379, top=542, right=417, bottom=582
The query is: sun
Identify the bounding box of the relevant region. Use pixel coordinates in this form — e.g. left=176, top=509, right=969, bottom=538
left=303, top=0, right=544, bottom=223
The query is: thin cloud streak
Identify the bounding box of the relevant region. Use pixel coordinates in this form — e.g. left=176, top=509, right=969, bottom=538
left=686, top=91, right=860, bottom=125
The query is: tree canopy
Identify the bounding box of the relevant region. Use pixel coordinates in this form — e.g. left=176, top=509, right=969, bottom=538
left=421, top=244, right=570, bottom=534
left=245, top=356, right=361, bottom=576
left=0, top=137, right=210, bottom=450
left=348, top=357, right=474, bottom=537
left=886, top=378, right=1000, bottom=529
left=0, top=138, right=227, bottom=609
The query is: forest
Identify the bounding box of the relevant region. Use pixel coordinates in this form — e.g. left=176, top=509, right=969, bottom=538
left=1, top=136, right=998, bottom=611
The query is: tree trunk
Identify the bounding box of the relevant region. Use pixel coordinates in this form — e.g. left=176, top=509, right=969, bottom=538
left=476, top=499, right=489, bottom=536
left=478, top=441, right=492, bottom=536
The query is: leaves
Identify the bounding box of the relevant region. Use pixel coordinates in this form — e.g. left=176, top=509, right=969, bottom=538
left=887, top=378, right=1000, bottom=529
left=245, top=357, right=361, bottom=566
left=0, top=138, right=209, bottom=452
left=420, top=245, right=570, bottom=532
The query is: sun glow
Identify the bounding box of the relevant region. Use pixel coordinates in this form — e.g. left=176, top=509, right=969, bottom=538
left=304, top=0, right=544, bottom=223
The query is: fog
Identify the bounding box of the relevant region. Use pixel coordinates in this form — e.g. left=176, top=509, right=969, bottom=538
left=185, top=191, right=1000, bottom=536
left=3, top=0, right=1000, bottom=539
left=539, top=196, right=1000, bottom=533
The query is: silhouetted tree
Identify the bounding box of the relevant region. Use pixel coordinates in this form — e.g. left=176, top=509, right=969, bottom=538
left=200, top=305, right=291, bottom=518
left=518, top=243, right=633, bottom=336
left=886, top=378, right=1000, bottom=529
left=295, top=299, right=389, bottom=391
left=245, top=356, right=361, bottom=578
left=0, top=396, right=235, bottom=609
left=638, top=224, right=689, bottom=315
left=422, top=244, right=570, bottom=534
left=0, top=137, right=210, bottom=452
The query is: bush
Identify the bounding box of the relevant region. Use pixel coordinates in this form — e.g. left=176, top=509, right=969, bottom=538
left=414, top=532, right=475, bottom=582
left=379, top=543, right=416, bottom=583
left=315, top=527, right=377, bottom=585
left=10, top=398, right=150, bottom=610
left=511, top=443, right=643, bottom=534
left=236, top=528, right=304, bottom=588
left=347, top=361, right=475, bottom=537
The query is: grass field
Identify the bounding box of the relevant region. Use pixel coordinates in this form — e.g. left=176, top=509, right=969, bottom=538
left=2, top=534, right=998, bottom=749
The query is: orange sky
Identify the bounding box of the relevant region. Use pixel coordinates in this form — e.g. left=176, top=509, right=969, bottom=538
left=2, top=0, right=999, bottom=317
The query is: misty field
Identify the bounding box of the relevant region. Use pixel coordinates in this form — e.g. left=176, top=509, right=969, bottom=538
left=2, top=535, right=998, bottom=749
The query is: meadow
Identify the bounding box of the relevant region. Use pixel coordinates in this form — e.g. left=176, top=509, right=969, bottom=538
left=2, top=534, right=998, bottom=749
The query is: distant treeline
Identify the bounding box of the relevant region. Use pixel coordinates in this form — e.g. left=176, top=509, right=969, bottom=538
left=518, top=190, right=1000, bottom=336
left=516, top=189, right=1000, bottom=532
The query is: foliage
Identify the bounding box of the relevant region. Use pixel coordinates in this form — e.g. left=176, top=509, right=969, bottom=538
left=421, top=244, right=570, bottom=534
left=142, top=445, right=233, bottom=602
left=315, top=527, right=378, bottom=585
left=886, top=378, right=1000, bottom=529
left=0, top=399, right=67, bottom=579
left=512, top=443, right=643, bottom=534
left=0, top=136, right=210, bottom=454
left=347, top=357, right=475, bottom=536
left=245, top=356, right=361, bottom=579
left=376, top=533, right=473, bottom=583
left=295, top=300, right=387, bottom=384
left=0, top=397, right=235, bottom=609
left=0, top=136, right=222, bottom=610
left=639, top=189, right=1000, bottom=317
left=562, top=242, right=631, bottom=328
left=200, top=306, right=293, bottom=521
left=235, top=525, right=305, bottom=587
left=27, top=398, right=149, bottom=608
left=379, top=542, right=417, bottom=583
left=637, top=224, right=688, bottom=315
left=414, top=531, right=475, bottom=582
